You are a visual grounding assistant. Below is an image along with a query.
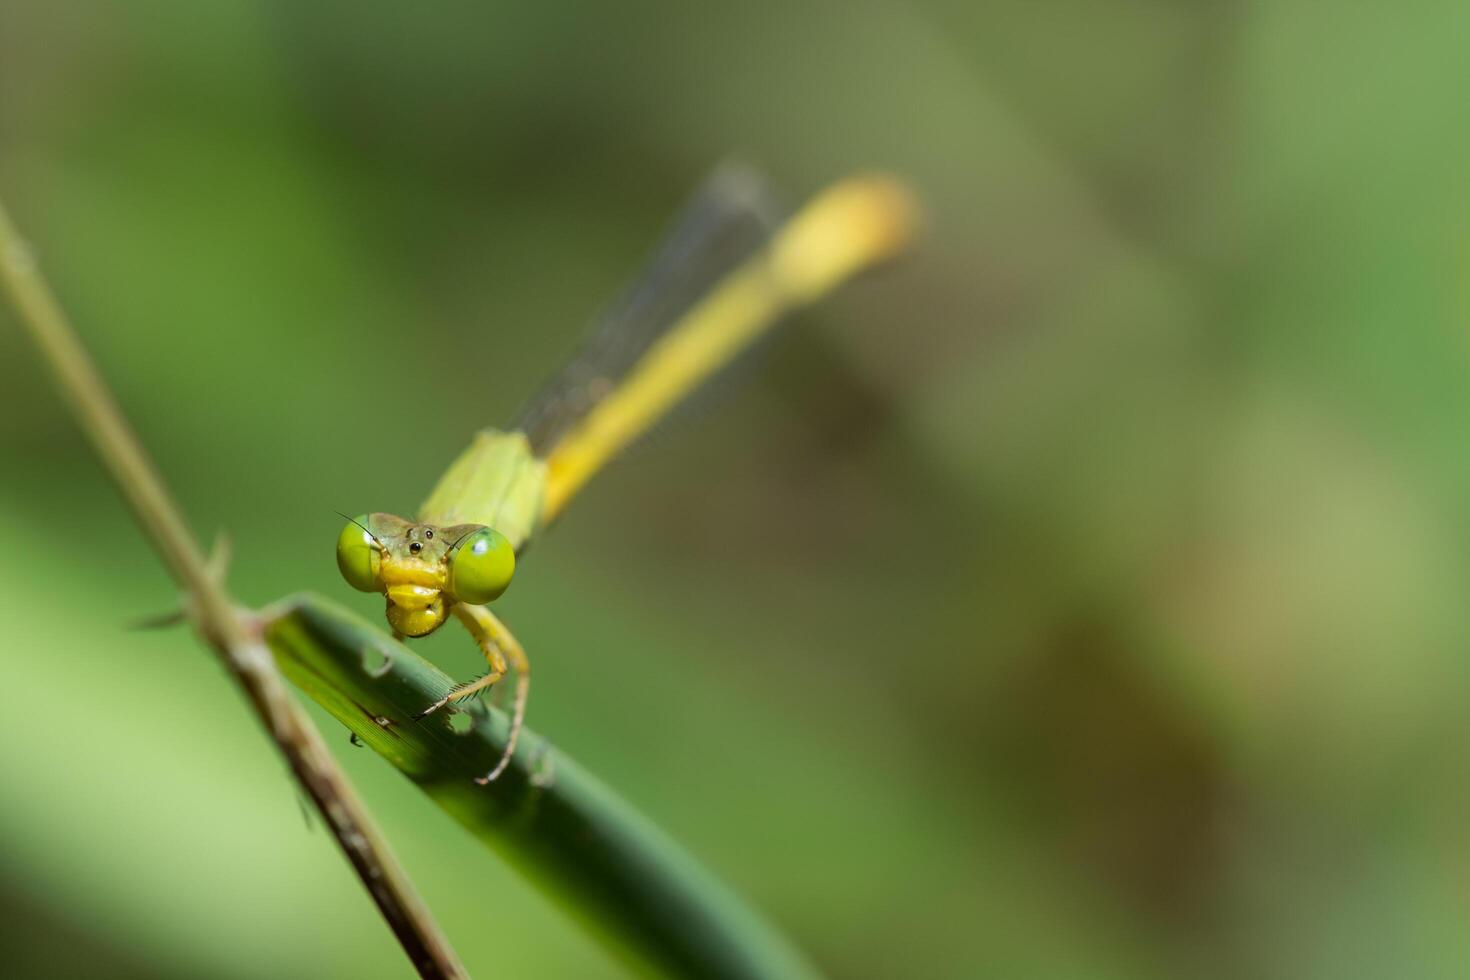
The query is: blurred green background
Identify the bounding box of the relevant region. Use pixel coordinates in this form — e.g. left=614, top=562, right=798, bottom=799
left=4, top=2, right=1470, bottom=978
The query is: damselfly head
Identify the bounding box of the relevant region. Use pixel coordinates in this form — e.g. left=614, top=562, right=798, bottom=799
left=334, top=513, right=515, bottom=635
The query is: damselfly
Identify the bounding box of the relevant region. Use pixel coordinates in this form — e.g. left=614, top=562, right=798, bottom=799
left=334, top=167, right=916, bottom=782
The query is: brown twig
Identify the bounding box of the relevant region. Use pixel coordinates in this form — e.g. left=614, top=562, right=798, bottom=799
left=0, top=199, right=469, bottom=980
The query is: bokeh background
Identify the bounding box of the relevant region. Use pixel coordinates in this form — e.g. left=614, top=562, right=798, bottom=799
left=3, top=2, right=1470, bottom=978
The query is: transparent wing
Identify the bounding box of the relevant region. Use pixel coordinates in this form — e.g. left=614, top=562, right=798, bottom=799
left=512, top=164, right=783, bottom=457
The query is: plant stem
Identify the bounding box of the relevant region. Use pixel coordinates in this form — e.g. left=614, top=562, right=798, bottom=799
left=0, top=199, right=470, bottom=980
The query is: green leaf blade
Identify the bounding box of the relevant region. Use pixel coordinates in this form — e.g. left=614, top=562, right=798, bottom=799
left=264, top=593, right=822, bottom=980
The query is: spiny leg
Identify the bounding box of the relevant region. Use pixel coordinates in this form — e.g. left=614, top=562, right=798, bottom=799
left=414, top=617, right=507, bottom=720
left=452, top=602, right=531, bottom=784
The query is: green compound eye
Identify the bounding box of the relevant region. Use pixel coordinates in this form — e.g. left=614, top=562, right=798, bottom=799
left=448, top=527, right=515, bottom=605
left=335, top=515, right=381, bottom=592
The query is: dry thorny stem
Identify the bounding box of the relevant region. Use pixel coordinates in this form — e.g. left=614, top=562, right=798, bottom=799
left=0, top=199, right=469, bottom=980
